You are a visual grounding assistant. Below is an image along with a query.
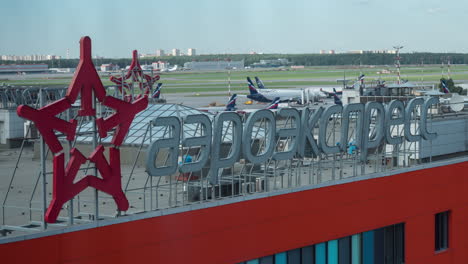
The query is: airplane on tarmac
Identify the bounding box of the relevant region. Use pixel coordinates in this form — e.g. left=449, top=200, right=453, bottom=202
left=316, top=74, right=365, bottom=98
left=161, top=65, right=178, bottom=72
left=249, top=76, right=343, bottom=101
left=331, top=88, right=343, bottom=105
left=224, top=94, right=238, bottom=111
left=318, top=74, right=364, bottom=97
left=254, top=76, right=266, bottom=89
left=416, top=80, right=448, bottom=97
left=244, top=77, right=305, bottom=103
left=438, top=79, right=468, bottom=111
left=320, top=87, right=343, bottom=97
left=235, top=97, right=282, bottom=114
left=198, top=94, right=238, bottom=114
left=416, top=79, right=467, bottom=112
left=441, top=79, right=450, bottom=94
left=152, top=83, right=163, bottom=98
left=265, top=97, right=281, bottom=110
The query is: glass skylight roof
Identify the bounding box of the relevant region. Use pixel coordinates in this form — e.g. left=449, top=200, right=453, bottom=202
left=75, top=103, right=215, bottom=146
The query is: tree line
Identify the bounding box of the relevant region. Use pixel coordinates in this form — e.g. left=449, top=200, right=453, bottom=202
left=3, top=53, right=468, bottom=68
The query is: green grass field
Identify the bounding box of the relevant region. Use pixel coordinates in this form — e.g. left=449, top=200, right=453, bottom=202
left=2, top=65, right=468, bottom=94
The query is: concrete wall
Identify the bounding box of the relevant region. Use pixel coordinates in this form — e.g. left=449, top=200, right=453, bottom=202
left=0, top=109, right=24, bottom=147
left=421, top=116, right=468, bottom=158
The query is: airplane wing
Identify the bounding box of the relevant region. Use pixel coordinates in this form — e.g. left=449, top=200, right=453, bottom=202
left=320, top=88, right=332, bottom=96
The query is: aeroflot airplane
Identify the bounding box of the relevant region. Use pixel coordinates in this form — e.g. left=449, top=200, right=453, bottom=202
left=244, top=77, right=304, bottom=103
left=265, top=97, right=281, bottom=109
left=255, top=76, right=266, bottom=89
left=320, top=87, right=343, bottom=97
left=331, top=88, right=343, bottom=105
left=250, top=76, right=343, bottom=101
left=441, top=79, right=450, bottom=94
left=236, top=97, right=282, bottom=114
left=152, top=83, right=163, bottom=98
left=198, top=94, right=238, bottom=114
left=415, top=79, right=451, bottom=97
left=417, top=79, right=467, bottom=111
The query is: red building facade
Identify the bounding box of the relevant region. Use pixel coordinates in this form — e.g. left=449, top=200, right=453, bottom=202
left=2, top=160, right=467, bottom=263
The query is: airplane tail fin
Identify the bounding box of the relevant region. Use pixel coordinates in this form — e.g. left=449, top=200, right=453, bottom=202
left=255, top=76, right=265, bottom=89
left=225, top=94, right=237, bottom=111
left=333, top=87, right=343, bottom=95
left=247, top=77, right=258, bottom=95
left=358, top=74, right=365, bottom=83
left=152, top=83, right=162, bottom=98
left=441, top=79, right=450, bottom=94
left=247, top=77, right=255, bottom=86
left=266, top=97, right=280, bottom=109
left=332, top=92, right=342, bottom=105
left=320, top=88, right=329, bottom=96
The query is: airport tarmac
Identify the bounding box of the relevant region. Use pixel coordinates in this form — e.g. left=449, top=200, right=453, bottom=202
left=161, top=91, right=336, bottom=109
left=4, top=71, right=467, bottom=90
left=163, top=92, right=257, bottom=108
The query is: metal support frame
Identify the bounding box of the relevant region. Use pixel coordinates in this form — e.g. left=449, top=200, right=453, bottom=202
left=0, top=95, right=453, bottom=238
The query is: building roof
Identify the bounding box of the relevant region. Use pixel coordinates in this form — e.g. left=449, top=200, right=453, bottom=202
left=76, top=103, right=214, bottom=146
left=385, top=82, right=421, bottom=88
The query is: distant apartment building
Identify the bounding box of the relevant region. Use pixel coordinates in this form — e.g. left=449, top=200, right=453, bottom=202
left=187, top=48, right=196, bottom=56
left=152, top=61, right=169, bottom=70
left=375, top=49, right=397, bottom=54
left=0, top=54, right=61, bottom=61
left=347, top=50, right=366, bottom=54
left=347, top=49, right=397, bottom=54
left=172, top=49, right=180, bottom=56
left=156, top=49, right=165, bottom=57
left=183, top=60, right=244, bottom=71
left=320, top=50, right=336, bottom=54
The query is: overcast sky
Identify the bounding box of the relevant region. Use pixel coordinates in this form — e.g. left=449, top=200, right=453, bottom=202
left=1, top=0, right=468, bottom=58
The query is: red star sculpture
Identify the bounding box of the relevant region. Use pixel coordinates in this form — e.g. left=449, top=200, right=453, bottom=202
left=16, top=36, right=148, bottom=223
left=109, top=50, right=160, bottom=101
left=17, top=98, right=77, bottom=153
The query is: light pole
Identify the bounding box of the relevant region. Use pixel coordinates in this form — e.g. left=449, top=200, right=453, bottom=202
left=227, top=58, right=231, bottom=96
left=393, top=46, right=404, bottom=84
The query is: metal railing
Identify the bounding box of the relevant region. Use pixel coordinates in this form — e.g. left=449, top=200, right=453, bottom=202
left=2, top=95, right=467, bottom=239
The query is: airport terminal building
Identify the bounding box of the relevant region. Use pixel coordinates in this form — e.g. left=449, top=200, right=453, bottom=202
left=0, top=64, right=49, bottom=74
left=184, top=60, right=244, bottom=71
